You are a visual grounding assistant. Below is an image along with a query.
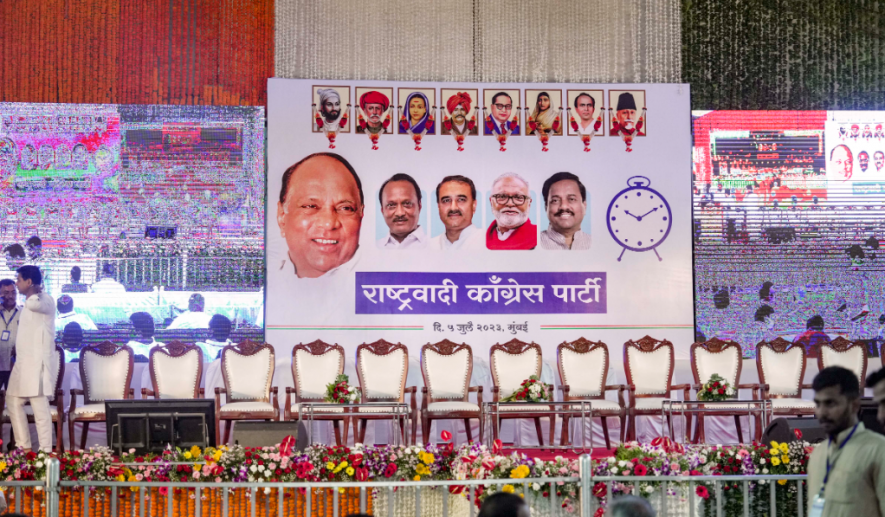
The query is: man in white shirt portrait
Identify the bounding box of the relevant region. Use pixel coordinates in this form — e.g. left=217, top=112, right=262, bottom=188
left=276, top=152, right=365, bottom=278
left=377, top=173, right=427, bottom=249
left=126, top=311, right=164, bottom=359
left=197, top=314, right=233, bottom=362
left=430, top=175, right=484, bottom=250
left=55, top=294, right=98, bottom=331
left=539, top=172, right=591, bottom=250
left=167, top=293, right=213, bottom=330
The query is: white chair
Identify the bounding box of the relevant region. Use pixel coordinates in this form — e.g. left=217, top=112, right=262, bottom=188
left=420, top=340, right=483, bottom=444
left=818, top=337, right=868, bottom=389
left=623, top=336, right=691, bottom=442
left=69, top=341, right=134, bottom=450
left=557, top=338, right=625, bottom=449
left=756, top=338, right=815, bottom=417
left=690, top=338, right=763, bottom=443
left=354, top=340, right=417, bottom=444
left=214, top=340, right=279, bottom=445
left=143, top=341, right=204, bottom=399
left=285, top=340, right=350, bottom=445
left=1, top=344, right=66, bottom=451
left=489, top=339, right=554, bottom=446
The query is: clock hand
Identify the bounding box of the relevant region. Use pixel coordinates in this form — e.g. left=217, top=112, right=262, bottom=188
left=638, top=207, right=658, bottom=219
left=624, top=210, right=640, bottom=220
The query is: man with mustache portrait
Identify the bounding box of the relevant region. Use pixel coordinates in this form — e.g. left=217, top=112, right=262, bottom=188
left=356, top=90, right=391, bottom=135
left=377, top=173, right=427, bottom=249
left=315, top=88, right=344, bottom=129
left=486, top=173, right=537, bottom=250
left=539, top=172, right=590, bottom=250
left=430, top=175, right=484, bottom=250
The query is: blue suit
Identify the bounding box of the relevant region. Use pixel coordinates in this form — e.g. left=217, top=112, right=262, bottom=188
left=484, top=117, right=520, bottom=136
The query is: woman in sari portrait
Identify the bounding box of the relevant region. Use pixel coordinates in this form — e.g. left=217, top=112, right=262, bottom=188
left=529, top=91, right=558, bottom=135
left=399, top=92, right=434, bottom=134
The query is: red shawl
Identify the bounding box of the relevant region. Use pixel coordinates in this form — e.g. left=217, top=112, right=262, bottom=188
left=486, top=220, right=538, bottom=250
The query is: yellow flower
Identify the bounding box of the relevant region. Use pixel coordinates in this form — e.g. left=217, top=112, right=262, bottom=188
left=510, top=465, right=530, bottom=479
left=338, top=461, right=348, bottom=469
left=502, top=485, right=515, bottom=494
left=190, top=445, right=202, bottom=457
left=0, top=462, right=7, bottom=471
left=345, top=467, right=355, bottom=476
left=778, top=479, right=787, bottom=485
left=183, top=452, right=192, bottom=460
left=771, top=457, right=781, bottom=466
left=213, top=450, right=223, bottom=461
left=420, top=452, right=435, bottom=465
left=326, top=462, right=336, bottom=470
left=127, top=475, right=137, bottom=483
left=778, top=443, right=789, bottom=454
left=769, top=448, right=779, bottom=456
left=116, top=475, right=126, bottom=482
left=782, top=455, right=790, bottom=464
left=770, top=441, right=779, bottom=449
left=338, top=488, right=345, bottom=494
left=413, top=475, right=421, bottom=481
left=194, top=463, right=202, bottom=472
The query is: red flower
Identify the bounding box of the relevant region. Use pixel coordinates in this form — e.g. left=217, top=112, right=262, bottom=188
left=383, top=463, right=398, bottom=478
left=355, top=467, right=369, bottom=482
left=718, top=388, right=725, bottom=394
left=634, top=464, right=647, bottom=476
left=594, top=509, right=605, bottom=517
left=696, top=486, right=709, bottom=499
left=592, top=482, right=607, bottom=498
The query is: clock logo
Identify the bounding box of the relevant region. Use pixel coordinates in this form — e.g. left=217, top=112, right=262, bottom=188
left=606, top=176, right=672, bottom=261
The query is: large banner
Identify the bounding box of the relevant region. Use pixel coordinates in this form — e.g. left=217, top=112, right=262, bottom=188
left=267, top=79, right=693, bottom=362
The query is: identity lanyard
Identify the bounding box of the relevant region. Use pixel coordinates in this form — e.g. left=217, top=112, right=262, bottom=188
left=820, top=422, right=860, bottom=494
left=0, top=308, right=17, bottom=330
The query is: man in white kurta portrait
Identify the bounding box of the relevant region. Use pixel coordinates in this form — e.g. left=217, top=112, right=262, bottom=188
left=8, top=265, right=56, bottom=452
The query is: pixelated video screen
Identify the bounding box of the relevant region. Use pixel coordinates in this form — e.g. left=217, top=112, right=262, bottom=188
left=0, top=104, right=265, bottom=355
left=693, top=111, right=885, bottom=357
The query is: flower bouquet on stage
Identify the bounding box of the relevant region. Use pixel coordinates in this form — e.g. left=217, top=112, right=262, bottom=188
left=325, top=374, right=360, bottom=404
left=696, top=373, right=735, bottom=402
left=501, top=376, right=551, bottom=403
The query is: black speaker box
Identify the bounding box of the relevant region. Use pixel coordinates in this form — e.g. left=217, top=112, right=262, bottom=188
left=232, top=421, right=309, bottom=450
left=762, top=417, right=827, bottom=445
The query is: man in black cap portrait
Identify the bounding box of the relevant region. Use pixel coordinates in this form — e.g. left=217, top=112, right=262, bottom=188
left=610, top=91, right=646, bottom=152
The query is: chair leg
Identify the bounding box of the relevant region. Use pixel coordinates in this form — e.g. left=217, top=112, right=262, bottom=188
left=8, top=426, right=16, bottom=451
left=600, top=417, right=611, bottom=450
left=222, top=421, right=232, bottom=445
left=421, top=415, right=429, bottom=445
left=215, top=415, right=221, bottom=447
left=548, top=415, right=556, bottom=450
left=734, top=415, right=744, bottom=444
left=80, top=422, right=90, bottom=450
left=68, top=418, right=75, bottom=452
left=55, top=417, right=63, bottom=453
left=358, top=419, right=367, bottom=444
left=464, top=419, right=473, bottom=443
left=342, top=417, right=350, bottom=445
left=627, top=413, right=636, bottom=442
left=332, top=421, right=342, bottom=446
left=560, top=415, right=570, bottom=446
left=695, top=415, right=705, bottom=444
left=533, top=418, right=545, bottom=447
left=618, top=413, right=626, bottom=445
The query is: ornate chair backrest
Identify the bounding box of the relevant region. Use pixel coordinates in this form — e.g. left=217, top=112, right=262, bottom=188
left=756, top=338, right=806, bottom=398
left=557, top=338, right=608, bottom=399
left=490, top=339, right=542, bottom=398
left=690, top=338, right=743, bottom=388
left=421, top=340, right=473, bottom=403
left=624, top=336, right=674, bottom=397
left=292, top=340, right=345, bottom=402
left=149, top=341, right=203, bottom=399
left=356, top=340, right=408, bottom=403
left=79, top=341, right=134, bottom=405
left=818, top=337, right=868, bottom=389
left=221, top=340, right=275, bottom=402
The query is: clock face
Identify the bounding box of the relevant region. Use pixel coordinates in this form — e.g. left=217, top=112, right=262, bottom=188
left=607, top=186, right=672, bottom=251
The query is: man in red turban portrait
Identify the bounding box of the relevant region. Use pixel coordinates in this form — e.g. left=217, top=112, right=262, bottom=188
left=357, top=90, right=391, bottom=135
left=442, top=92, right=477, bottom=136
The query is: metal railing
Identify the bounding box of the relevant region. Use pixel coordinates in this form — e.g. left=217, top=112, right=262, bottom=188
left=0, top=457, right=808, bottom=517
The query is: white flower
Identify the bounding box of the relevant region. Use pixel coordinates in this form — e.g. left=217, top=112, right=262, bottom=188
left=759, top=459, right=766, bottom=465
left=618, top=461, right=627, bottom=467
left=610, top=468, right=619, bottom=474
left=644, top=486, right=654, bottom=494
left=532, top=483, right=541, bottom=491
left=264, top=488, right=271, bottom=495
left=762, top=468, right=769, bottom=474
left=35, top=461, right=43, bottom=468
left=249, top=465, right=258, bottom=473
left=264, top=470, right=271, bottom=477
left=257, top=465, right=265, bottom=472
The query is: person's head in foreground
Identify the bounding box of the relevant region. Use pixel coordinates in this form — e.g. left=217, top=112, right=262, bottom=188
left=477, top=492, right=531, bottom=517
left=15, top=265, right=42, bottom=295
left=866, top=367, right=885, bottom=427
left=813, top=366, right=861, bottom=438
left=490, top=173, right=531, bottom=232
left=606, top=495, right=656, bottom=517
left=277, top=152, right=364, bottom=278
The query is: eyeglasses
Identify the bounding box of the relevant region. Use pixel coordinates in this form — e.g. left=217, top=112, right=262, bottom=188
left=492, top=194, right=528, bottom=206
left=493, top=104, right=512, bottom=111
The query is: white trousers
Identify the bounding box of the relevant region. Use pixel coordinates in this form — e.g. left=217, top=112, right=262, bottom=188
left=8, top=395, right=53, bottom=452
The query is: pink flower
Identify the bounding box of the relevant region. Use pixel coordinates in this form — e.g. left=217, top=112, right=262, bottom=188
left=215, top=477, right=222, bottom=483
left=559, top=467, right=568, bottom=474
left=192, top=471, right=200, bottom=479
left=670, top=463, right=680, bottom=471
left=135, top=474, right=143, bottom=481
left=696, top=486, right=710, bottom=499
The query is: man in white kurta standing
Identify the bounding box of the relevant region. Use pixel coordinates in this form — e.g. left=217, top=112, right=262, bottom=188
left=9, top=265, right=55, bottom=452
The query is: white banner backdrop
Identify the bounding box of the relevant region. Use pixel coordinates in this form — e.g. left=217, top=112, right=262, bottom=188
left=266, top=78, right=693, bottom=445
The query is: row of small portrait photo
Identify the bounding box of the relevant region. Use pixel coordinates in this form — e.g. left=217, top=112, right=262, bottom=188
left=311, top=86, right=647, bottom=138
left=372, top=171, right=591, bottom=251
left=274, top=152, right=596, bottom=282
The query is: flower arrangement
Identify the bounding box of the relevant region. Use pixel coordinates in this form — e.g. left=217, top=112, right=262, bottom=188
left=697, top=373, right=735, bottom=402
left=324, top=374, right=360, bottom=404
left=501, top=375, right=551, bottom=403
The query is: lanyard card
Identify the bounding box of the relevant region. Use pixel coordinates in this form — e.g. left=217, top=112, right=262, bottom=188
left=809, top=495, right=825, bottom=517
left=0, top=330, right=9, bottom=342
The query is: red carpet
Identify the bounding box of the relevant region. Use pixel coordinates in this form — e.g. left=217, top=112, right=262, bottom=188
left=507, top=448, right=615, bottom=460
